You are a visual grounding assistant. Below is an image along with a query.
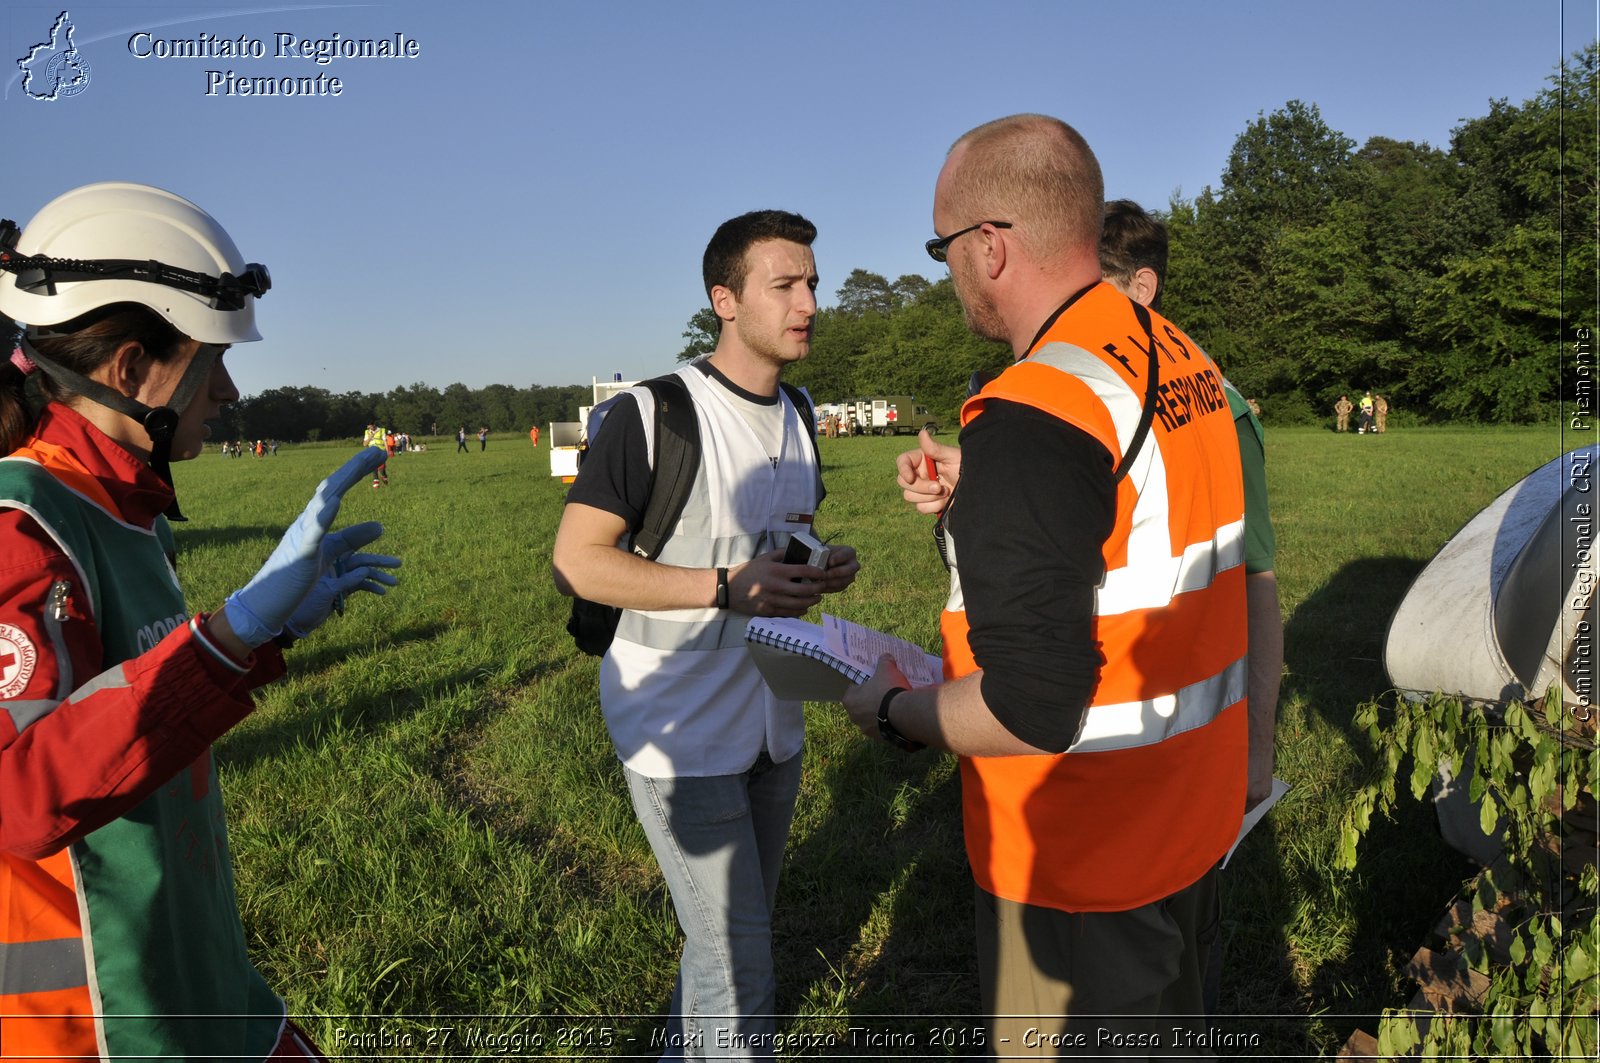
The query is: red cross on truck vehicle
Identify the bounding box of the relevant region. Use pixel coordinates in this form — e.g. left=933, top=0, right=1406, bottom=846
left=835, top=396, right=938, bottom=436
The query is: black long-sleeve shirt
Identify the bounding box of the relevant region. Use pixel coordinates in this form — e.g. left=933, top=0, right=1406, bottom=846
left=945, top=399, right=1117, bottom=753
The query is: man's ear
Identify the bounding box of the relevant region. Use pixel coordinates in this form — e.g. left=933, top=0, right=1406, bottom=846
left=1129, top=267, right=1161, bottom=308
left=710, top=284, right=738, bottom=324
left=983, top=224, right=1008, bottom=280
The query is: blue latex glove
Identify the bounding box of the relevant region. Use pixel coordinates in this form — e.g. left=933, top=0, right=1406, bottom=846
left=222, top=448, right=388, bottom=648
left=283, top=522, right=401, bottom=639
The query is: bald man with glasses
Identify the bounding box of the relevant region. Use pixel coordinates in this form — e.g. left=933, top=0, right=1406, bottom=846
left=842, top=116, right=1248, bottom=1058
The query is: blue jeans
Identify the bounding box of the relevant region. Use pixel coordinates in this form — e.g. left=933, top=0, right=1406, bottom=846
left=624, top=752, right=802, bottom=1061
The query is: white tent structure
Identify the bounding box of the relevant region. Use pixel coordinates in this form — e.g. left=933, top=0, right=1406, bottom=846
left=1385, top=444, right=1595, bottom=709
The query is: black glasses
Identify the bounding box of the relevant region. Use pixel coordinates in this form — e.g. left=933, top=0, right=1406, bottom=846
left=925, top=220, right=1012, bottom=263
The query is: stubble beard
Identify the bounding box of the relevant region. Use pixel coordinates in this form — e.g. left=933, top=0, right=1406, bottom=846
left=952, top=257, right=1006, bottom=343
left=736, top=316, right=810, bottom=370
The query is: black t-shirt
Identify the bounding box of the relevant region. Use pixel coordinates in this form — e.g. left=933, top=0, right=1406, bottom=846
left=565, top=361, right=817, bottom=532
left=567, top=393, right=652, bottom=527
left=946, top=399, right=1117, bottom=753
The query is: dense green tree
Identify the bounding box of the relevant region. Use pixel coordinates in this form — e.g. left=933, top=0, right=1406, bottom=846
left=677, top=306, right=719, bottom=362
left=438, top=382, right=481, bottom=434
left=230, top=386, right=327, bottom=442
left=834, top=269, right=896, bottom=317
left=475, top=383, right=520, bottom=431
left=525, top=384, right=590, bottom=428
left=1161, top=101, right=1358, bottom=406
left=890, top=274, right=931, bottom=309
left=1162, top=56, right=1590, bottom=426
left=859, top=278, right=1009, bottom=419
left=1414, top=219, right=1563, bottom=421
left=378, top=382, right=442, bottom=436
left=787, top=305, right=880, bottom=401
left=1516, top=44, right=1597, bottom=324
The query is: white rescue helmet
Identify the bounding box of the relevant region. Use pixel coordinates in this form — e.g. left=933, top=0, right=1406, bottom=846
left=0, top=181, right=266, bottom=343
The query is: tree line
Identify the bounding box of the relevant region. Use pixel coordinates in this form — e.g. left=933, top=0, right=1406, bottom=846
left=208, top=381, right=590, bottom=444
left=4, top=47, right=1589, bottom=435
left=685, top=45, right=1594, bottom=426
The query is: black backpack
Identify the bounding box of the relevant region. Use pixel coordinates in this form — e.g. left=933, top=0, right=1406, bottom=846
left=567, top=374, right=818, bottom=656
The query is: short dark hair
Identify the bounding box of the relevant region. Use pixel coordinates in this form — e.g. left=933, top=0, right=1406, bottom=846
left=702, top=210, right=817, bottom=303
left=1099, top=199, right=1168, bottom=308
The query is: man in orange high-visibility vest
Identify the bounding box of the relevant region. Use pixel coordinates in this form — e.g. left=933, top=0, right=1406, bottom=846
left=843, top=115, right=1248, bottom=1055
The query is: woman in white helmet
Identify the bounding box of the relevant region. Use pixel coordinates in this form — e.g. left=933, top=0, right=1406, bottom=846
left=0, top=183, right=399, bottom=1060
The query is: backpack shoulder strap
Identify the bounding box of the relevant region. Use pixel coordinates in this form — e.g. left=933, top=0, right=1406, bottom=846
left=779, top=382, right=820, bottom=460
left=779, top=381, right=824, bottom=500
left=631, top=374, right=700, bottom=561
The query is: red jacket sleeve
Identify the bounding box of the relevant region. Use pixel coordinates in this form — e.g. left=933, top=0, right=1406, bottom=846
left=0, top=510, right=285, bottom=859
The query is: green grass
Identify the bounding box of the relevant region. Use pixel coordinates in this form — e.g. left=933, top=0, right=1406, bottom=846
left=167, top=425, right=1570, bottom=1057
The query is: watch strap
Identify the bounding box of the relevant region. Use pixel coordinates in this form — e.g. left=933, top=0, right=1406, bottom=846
left=876, top=686, right=925, bottom=752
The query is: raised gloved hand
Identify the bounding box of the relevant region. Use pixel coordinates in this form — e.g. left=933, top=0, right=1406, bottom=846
left=221, top=448, right=388, bottom=649
left=283, top=522, right=401, bottom=639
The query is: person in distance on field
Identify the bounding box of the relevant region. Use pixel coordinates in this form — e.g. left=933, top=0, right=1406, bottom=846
left=552, top=210, right=859, bottom=1058
left=0, top=182, right=400, bottom=1060
left=843, top=116, right=1247, bottom=1053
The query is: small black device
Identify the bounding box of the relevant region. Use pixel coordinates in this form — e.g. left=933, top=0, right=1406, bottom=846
left=782, top=530, right=831, bottom=573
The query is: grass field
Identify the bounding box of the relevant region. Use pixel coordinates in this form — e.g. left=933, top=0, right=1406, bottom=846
left=169, top=424, right=1573, bottom=1058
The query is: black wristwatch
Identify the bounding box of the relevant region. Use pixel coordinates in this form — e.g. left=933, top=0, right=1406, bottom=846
left=877, top=687, right=925, bottom=752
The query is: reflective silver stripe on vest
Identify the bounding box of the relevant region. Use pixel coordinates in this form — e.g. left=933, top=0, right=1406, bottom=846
left=1098, top=517, right=1247, bottom=616
left=3, top=698, right=62, bottom=733
left=1027, top=342, right=1146, bottom=463
left=615, top=610, right=750, bottom=652
left=1068, top=654, right=1247, bottom=754
left=0, top=936, right=89, bottom=995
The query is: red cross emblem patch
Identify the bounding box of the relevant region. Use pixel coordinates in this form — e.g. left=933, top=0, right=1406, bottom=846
left=0, top=623, right=39, bottom=699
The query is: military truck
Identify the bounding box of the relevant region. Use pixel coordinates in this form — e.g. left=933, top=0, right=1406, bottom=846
left=837, top=396, right=938, bottom=436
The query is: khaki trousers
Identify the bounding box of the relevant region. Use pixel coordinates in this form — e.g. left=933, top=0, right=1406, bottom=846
left=976, top=867, right=1220, bottom=1061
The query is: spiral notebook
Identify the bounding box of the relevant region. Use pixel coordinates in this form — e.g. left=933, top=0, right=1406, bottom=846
left=744, top=614, right=942, bottom=701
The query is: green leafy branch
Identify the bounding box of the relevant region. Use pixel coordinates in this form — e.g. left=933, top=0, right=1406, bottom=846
left=1337, top=694, right=1598, bottom=1059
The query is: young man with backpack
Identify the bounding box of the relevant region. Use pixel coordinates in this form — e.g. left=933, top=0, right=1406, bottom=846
left=552, top=210, right=859, bottom=1058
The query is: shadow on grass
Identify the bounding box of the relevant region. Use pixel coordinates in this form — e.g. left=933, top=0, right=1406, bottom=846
left=1274, top=556, right=1474, bottom=1051
left=1281, top=555, right=1427, bottom=729
left=170, top=523, right=285, bottom=555
left=777, top=741, right=977, bottom=1034
left=217, top=620, right=563, bottom=773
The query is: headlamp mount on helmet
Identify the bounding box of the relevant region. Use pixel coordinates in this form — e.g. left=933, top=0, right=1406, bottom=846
left=1, top=183, right=265, bottom=520
left=0, top=217, right=270, bottom=312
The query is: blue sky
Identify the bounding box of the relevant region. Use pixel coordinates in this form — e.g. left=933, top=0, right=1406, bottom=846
left=2, top=1, right=1592, bottom=398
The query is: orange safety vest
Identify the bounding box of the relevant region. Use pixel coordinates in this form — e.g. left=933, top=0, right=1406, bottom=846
left=2, top=847, right=100, bottom=1059
left=942, top=283, right=1248, bottom=913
